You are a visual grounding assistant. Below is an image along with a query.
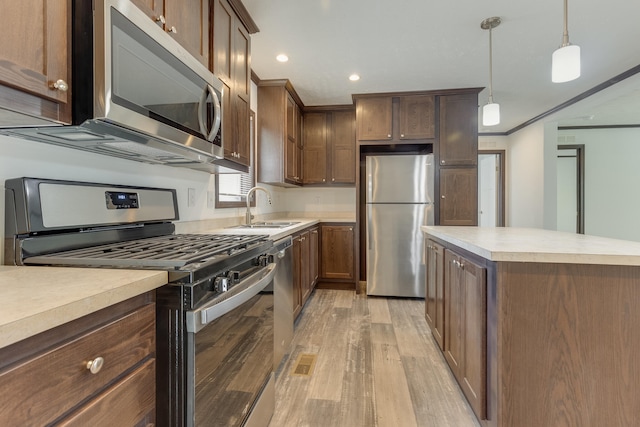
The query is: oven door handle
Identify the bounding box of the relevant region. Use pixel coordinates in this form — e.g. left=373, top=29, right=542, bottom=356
left=186, top=263, right=276, bottom=333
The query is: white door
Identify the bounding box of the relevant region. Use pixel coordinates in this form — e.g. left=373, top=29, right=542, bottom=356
left=478, top=153, right=499, bottom=227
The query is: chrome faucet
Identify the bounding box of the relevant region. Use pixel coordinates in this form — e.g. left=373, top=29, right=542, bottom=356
left=245, top=186, right=272, bottom=225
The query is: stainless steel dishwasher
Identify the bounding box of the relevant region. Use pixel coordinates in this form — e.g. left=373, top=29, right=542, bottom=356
left=271, top=236, right=294, bottom=370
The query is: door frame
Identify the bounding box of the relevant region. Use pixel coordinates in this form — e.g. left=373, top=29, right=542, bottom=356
left=557, top=144, right=585, bottom=234
left=478, top=150, right=506, bottom=227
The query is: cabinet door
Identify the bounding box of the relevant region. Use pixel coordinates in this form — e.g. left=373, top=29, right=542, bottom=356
left=357, top=97, right=392, bottom=140
left=285, top=95, right=302, bottom=183
left=232, top=21, right=251, bottom=166
left=399, top=95, right=435, bottom=140
left=425, top=240, right=445, bottom=350
left=444, top=250, right=487, bottom=421
left=444, top=250, right=464, bottom=375
left=1, top=0, right=70, bottom=123
left=213, top=0, right=250, bottom=167
left=460, top=257, right=487, bottom=420
left=292, top=235, right=302, bottom=318
left=439, top=168, right=478, bottom=226
left=303, top=113, right=328, bottom=184
left=212, top=0, right=233, bottom=81
left=300, top=231, right=311, bottom=304
left=296, top=104, right=304, bottom=182
left=129, top=0, right=164, bottom=21
left=309, top=228, right=319, bottom=287
left=439, top=94, right=478, bottom=166
left=331, top=110, right=356, bottom=184
left=163, top=0, right=209, bottom=67
left=320, top=225, right=355, bottom=281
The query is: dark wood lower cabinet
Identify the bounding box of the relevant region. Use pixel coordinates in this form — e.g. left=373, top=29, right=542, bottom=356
left=444, top=249, right=487, bottom=421
left=425, top=234, right=640, bottom=427
left=293, top=226, right=319, bottom=319
left=439, top=167, right=478, bottom=226
left=0, top=292, right=156, bottom=426
left=318, top=223, right=355, bottom=289
left=57, top=359, right=156, bottom=426
left=425, top=239, right=445, bottom=350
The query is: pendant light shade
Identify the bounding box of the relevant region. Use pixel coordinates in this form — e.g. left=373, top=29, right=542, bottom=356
left=481, top=17, right=501, bottom=127
left=482, top=103, right=500, bottom=127
left=552, top=44, right=581, bottom=83
left=552, top=0, right=580, bottom=83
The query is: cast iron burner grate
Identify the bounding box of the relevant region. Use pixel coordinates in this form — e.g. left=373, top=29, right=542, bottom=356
left=22, top=234, right=268, bottom=269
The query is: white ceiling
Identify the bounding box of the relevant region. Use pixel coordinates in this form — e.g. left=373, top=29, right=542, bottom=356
left=242, top=0, right=640, bottom=133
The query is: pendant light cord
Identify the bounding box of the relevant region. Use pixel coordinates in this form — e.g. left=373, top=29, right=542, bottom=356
left=562, top=0, right=570, bottom=47
left=488, top=26, right=494, bottom=103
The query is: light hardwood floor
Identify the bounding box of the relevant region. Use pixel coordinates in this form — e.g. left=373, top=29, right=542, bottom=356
left=269, top=289, right=481, bottom=427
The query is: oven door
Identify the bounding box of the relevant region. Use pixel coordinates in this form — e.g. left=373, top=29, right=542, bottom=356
left=185, top=263, right=276, bottom=427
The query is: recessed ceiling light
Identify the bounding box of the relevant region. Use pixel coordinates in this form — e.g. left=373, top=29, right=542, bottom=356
left=276, top=54, right=289, bottom=63
left=349, top=74, right=360, bottom=81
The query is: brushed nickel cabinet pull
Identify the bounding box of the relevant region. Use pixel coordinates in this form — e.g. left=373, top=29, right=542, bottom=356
left=50, top=79, right=68, bottom=92
left=86, top=356, right=104, bottom=374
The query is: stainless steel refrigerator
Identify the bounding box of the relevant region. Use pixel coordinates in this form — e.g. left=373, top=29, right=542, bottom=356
left=366, top=154, right=434, bottom=298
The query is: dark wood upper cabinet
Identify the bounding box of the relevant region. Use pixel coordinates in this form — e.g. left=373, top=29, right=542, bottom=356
left=131, top=0, right=209, bottom=67
left=331, top=109, right=356, bottom=184
left=399, top=95, right=435, bottom=140
left=302, top=112, right=328, bottom=184
left=438, top=93, right=479, bottom=166
left=0, top=0, right=71, bottom=124
left=355, top=94, right=435, bottom=143
left=212, top=0, right=252, bottom=167
left=356, top=97, right=393, bottom=140
left=302, top=107, right=355, bottom=186
left=258, top=81, right=303, bottom=187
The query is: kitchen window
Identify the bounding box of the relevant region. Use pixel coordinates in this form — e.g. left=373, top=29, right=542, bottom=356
left=215, top=112, right=256, bottom=208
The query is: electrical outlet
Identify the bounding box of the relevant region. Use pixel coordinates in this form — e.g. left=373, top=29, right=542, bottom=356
left=207, top=190, right=214, bottom=208
left=188, top=188, right=196, bottom=207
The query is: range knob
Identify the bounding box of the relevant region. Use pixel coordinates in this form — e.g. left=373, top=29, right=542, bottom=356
left=214, top=276, right=229, bottom=293
left=226, top=270, right=240, bottom=285
left=256, top=254, right=274, bottom=266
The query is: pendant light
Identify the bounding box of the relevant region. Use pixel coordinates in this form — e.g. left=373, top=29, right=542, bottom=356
left=552, top=0, right=580, bottom=83
left=481, top=17, right=501, bottom=127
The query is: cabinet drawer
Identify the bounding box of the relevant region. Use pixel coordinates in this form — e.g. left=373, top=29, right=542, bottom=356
left=0, top=303, right=155, bottom=425
left=57, top=358, right=156, bottom=427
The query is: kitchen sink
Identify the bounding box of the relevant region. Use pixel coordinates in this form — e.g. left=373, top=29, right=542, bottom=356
left=229, top=221, right=300, bottom=229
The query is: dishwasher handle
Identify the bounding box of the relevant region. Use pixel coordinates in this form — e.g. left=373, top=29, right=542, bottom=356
left=186, top=263, right=276, bottom=333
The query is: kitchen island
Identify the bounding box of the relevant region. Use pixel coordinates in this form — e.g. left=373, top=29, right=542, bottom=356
left=421, top=226, right=640, bottom=427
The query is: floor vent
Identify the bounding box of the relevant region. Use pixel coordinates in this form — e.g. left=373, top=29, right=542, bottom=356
left=292, top=353, right=317, bottom=377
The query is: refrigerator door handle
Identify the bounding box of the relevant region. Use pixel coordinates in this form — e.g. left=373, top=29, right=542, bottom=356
left=367, top=204, right=373, bottom=251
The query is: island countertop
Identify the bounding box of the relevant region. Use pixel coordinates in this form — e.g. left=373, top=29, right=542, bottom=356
left=0, top=266, right=167, bottom=350
left=421, top=226, right=640, bottom=265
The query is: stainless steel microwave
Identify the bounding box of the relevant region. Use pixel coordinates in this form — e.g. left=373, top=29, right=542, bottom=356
left=2, top=0, right=239, bottom=173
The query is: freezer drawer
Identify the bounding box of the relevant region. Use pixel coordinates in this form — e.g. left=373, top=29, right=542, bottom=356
left=366, top=203, right=432, bottom=297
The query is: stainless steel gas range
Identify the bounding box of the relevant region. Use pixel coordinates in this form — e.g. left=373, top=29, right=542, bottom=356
left=4, top=177, right=287, bottom=427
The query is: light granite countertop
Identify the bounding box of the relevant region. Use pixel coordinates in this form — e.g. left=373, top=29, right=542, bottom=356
left=422, top=226, right=640, bottom=265
left=191, top=217, right=355, bottom=241
left=0, top=266, right=167, bottom=350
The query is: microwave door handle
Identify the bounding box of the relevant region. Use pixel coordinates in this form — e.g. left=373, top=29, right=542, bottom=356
left=208, top=85, right=221, bottom=142
left=197, top=84, right=221, bottom=143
